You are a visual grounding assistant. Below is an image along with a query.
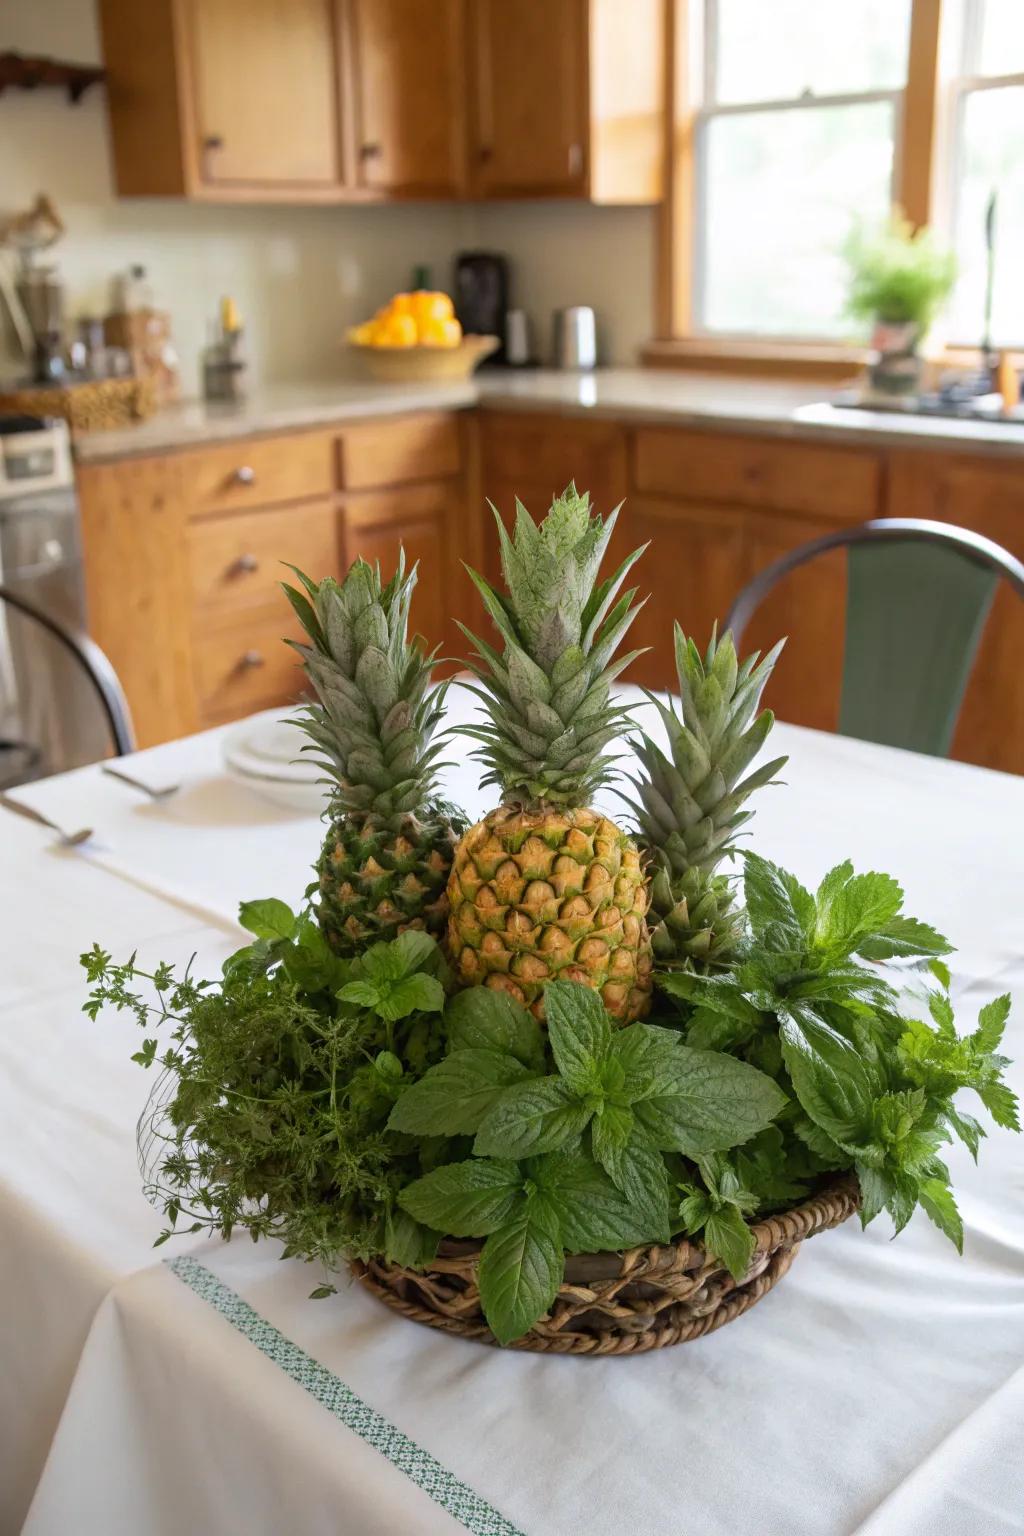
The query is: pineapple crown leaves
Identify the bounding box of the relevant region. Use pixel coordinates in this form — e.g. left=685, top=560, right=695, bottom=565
left=281, top=557, right=452, bottom=820
left=456, top=485, right=649, bottom=806
left=626, top=625, right=789, bottom=877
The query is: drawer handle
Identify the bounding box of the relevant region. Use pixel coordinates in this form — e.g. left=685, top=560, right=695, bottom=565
left=360, top=142, right=382, bottom=159
left=237, top=649, right=265, bottom=671
left=228, top=553, right=260, bottom=577
left=232, top=465, right=256, bottom=486
left=568, top=142, right=583, bottom=178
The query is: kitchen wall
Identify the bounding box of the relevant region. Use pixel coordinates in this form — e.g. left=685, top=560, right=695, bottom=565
left=0, top=0, right=656, bottom=390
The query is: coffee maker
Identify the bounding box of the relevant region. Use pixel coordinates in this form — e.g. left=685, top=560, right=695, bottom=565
left=453, top=252, right=509, bottom=364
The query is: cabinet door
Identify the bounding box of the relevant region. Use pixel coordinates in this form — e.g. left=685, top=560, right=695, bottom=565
left=472, top=0, right=588, bottom=195
left=186, top=0, right=341, bottom=186
left=741, top=513, right=847, bottom=734
left=350, top=0, right=466, bottom=195
left=340, top=482, right=458, bottom=664
left=607, top=499, right=747, bottom=691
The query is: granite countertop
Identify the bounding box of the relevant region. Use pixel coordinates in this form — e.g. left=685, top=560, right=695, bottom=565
left=72, top=368, right=1024, bottom=463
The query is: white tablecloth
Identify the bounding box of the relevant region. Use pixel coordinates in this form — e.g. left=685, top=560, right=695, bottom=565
left=3, top=686, right=1023, bottom=1535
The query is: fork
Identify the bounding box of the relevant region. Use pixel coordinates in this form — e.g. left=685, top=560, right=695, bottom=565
left=0, top=792, right=94, bottom=847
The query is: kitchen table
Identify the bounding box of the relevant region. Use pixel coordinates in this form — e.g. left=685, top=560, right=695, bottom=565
left=3, top=686, right=1023, bottom=1536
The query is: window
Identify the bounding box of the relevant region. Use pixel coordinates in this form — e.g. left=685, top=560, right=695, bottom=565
left=944, top=0, right=1024, bottom=346
left=693, top=0, right=913, bottom=340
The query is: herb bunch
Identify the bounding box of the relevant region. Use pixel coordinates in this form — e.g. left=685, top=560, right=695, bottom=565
left=82, top=903, right=453, bottom=1289
left=663, top=853, right=1019, bottom=1260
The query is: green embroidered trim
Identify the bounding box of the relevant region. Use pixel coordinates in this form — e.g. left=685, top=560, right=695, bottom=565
left=167, top=1255, right=525, bottom=1536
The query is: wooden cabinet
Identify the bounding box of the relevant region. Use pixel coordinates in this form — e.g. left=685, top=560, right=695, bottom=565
left=78, top=414, right=468, bottom=746
left=349, top=0, right=466, bottom=196
left=186, top=0, right=342, bottom=188
left=99, top=0, right=347, bottom=199
left=99, top=0, right=662, bottom=203
left=470, top=0, right=664, bottom=202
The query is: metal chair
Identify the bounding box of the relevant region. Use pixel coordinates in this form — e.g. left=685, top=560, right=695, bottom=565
left=724, top=518, right=1024, bottom=759
left=0, top=584, right=135, bottom=786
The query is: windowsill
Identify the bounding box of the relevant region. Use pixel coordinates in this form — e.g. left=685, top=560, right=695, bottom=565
left=642, top=338, right=1024, bottom=383
left=641, top=337, right=869, bottom=382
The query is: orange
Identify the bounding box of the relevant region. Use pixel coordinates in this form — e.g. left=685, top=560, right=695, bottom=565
left=411, top=290, right=456, bottom=326
left=418, top=316, right=463, bottom=349
left=375, top=312, right=418, bottom=347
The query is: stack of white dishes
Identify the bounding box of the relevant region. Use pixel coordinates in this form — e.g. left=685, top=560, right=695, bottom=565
left=221, top=709, right=327, bottom=814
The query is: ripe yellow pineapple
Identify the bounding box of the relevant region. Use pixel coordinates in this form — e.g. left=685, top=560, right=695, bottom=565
left=447, top=486, right=652, bottom=1023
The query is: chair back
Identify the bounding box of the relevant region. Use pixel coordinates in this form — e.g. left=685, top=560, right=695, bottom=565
left=0, top=584, right=135, bottom=787
left=724, top=519, right=1024, bottom=759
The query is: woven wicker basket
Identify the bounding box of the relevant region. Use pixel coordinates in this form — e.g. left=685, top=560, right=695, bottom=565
left=354, top=1176, right=859, bottom=1355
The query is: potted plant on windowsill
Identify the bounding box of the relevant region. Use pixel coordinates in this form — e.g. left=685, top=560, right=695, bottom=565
left=844, top=214, right=957, bottom=400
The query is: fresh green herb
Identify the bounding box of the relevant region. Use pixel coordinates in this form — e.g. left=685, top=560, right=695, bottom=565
left=81, top=913, right=450, bottom=1290
left=391, top=978, right=786, bottom=1339
left=663, top=854, right=1019, bottom=1256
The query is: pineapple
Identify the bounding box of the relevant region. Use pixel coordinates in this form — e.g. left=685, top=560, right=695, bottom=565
left=448, top=486, right=652, bottom=1024
left=283, top=557, right=461, bottom=955
left=630, top=625, right=787, bottom=968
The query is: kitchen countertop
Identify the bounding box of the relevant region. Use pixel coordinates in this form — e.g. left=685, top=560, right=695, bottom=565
left=72, top=368, right=1024, bottom=463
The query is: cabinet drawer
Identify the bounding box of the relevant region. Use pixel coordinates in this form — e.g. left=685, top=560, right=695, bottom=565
left=480, top=412, right=628, bottom=508
left=338, top=413, right=461, bottom=490
left=193, top=610, right=305, bottom=723
left=188, top=499, right=338, bottom=616
left=633, top=428, right=881, bottom=522
left=183, top=432, right=334, bottom=517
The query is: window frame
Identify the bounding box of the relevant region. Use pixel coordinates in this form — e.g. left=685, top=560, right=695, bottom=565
left=942, top=1, right=1024, bottom=346
left=650, top=0, right=958, bottom=375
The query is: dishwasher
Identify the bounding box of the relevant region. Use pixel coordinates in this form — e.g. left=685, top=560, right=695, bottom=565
left=0, top=415, right=112, bottom=785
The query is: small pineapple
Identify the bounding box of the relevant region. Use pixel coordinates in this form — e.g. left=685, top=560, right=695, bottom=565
left=448, top=486, right=652, bottom=1024
left=631, top=625, right=787, bottom=968
left=283, top=557, right=461, bottom=955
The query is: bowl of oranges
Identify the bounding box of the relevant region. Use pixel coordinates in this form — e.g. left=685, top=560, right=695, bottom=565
left=347, top=290, right=499, bottom=382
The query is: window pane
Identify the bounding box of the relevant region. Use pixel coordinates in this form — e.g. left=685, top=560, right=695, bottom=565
left=700, top=102, right=895, bottom=337
left=948, top=85, right=1024, bottom=346
left=978, top=0, right=1024, bottom=77
left=714, top=0, right=911, bottom=104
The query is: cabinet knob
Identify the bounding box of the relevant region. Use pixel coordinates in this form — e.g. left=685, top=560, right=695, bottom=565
left=479, top=144, right=493, bottom=163
left=232, top=465, right=256, bottom=486
left=238, top=649, right=265, bottom=671
left=203, top=134, right=224, bottom=151
left=229, top=552, right=259, bottom=576
left=360, top=142, right=382, bottom=159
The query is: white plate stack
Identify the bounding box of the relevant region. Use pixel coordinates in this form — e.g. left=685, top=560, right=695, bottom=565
left=221, top=709, right=328, bottom=815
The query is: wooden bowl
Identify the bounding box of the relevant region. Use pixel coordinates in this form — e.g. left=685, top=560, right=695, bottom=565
left=349, top=333, right=499, bottom=383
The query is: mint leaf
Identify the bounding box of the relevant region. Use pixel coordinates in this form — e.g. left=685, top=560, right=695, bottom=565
left=942, top=1105, right=984, bottom=1161
left=544, top=980, right=612, bottom=1093
left=779, top=1006, right=878, bottom=1147
left=381, top=973, right=445, bottom=1020
left=477, top=1196, right=564, bottom=1344
left=977, top=1081, right=1020, bottom=1132
left=390, top=929, right=441, bottom=976
left=591, top=1101, right=634, bottom=1181
left=857, top=915, right=951, bottom=961
left=399, top=1159, right=523, bottom=1237
left=445, top=988, right=545, bottom=1071
left=974, top=994, right=1011, bottom=1054
left=703, top=1205, right=756, bottom=1282
left=474, top=1078, right=593, bottom=1159
left=631, top=1047, right=787, bottom=1156
left=919, top=1178, right=964, bottom=1253
left=819, top=870, right=902, bottom=954
left=238, top=898, right=296, bottom=942
left=744, top=853, right=814, bottom=944
left=336, top=979, right=381, bottom=1009
left=536, top=1144, right=670, bottom=1251
left=388, top=1051, right=531, bottom=1136
left=384, top=1207, right=440, bottom=1268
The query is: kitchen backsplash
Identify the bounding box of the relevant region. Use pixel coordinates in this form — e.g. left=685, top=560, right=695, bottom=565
left=0, top=0, right=656, bottom=391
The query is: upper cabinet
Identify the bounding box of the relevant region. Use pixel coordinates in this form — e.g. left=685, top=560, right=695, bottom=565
left=472, top=0, right=588, bottom=197
left=349, top=0, right=467, bottom=197
left=188, top=0, right=342, bottom=189
left=470, top=0, right=664, bottom=201
left=99, top=0, right=663, bottom=204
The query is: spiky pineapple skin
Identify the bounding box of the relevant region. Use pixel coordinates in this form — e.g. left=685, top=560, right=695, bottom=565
left=447, top=805, right=652, bottom=1023
left=646, top=864, right=744, bottom=967
left=318, top=811, right=456, bottom=955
